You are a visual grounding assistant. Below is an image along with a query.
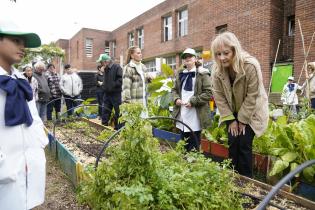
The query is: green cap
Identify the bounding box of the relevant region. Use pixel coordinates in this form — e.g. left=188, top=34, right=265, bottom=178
left=0, top=20, right=41, bottom=48
left=97, top=53, right=111, bottom=62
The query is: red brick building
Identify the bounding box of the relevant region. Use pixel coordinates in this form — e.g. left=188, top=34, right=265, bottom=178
left=55, top=0, right=315, bottom=98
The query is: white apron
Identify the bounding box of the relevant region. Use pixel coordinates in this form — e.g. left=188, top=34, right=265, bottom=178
left=0, top=67, right=48, bottom=210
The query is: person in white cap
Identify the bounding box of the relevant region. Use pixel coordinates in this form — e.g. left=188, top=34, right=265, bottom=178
left=0, top=20, right=48, bottom=210
left=281, top=76, right=302, bottom=114
left=172, top=48, right=212, bottom=152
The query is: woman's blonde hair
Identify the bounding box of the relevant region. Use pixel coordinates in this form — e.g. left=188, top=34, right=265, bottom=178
left=307, top=62, right=315, bottom=72
left=211, top=31, right=247, bottom=74
left=126, top=46, right=140, bottom=64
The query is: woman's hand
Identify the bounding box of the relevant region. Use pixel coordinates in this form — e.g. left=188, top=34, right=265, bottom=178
left=175, top=99, right=183, bottom=106
left=238, top=122, right=246, bottom=135
left=184, top=102, right=192, bottom=108
left=228, top=120, right=239, bottom=137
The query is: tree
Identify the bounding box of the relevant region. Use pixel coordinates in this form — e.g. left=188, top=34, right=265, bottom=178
left=17, top=42, right=65, bottom=68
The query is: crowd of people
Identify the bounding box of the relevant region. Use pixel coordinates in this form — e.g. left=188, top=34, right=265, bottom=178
left=23, top=62, right=83, bottom=122
left=1, top=19, right=315, bottom=210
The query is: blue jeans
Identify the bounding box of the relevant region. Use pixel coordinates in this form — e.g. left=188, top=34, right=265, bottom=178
left=36, top=101, right=47, bottom=122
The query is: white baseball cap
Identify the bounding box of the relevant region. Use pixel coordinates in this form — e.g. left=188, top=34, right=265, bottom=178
left=181, top=48, right=197, bottom=59
left=288, top=76, right=294, bottom=81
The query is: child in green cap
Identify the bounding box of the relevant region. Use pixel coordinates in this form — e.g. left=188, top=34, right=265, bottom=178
left=0, top=20, right=48, bottom=210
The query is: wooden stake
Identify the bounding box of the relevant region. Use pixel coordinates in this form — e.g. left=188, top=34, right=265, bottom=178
left=268, top=39, right=281, bottom=97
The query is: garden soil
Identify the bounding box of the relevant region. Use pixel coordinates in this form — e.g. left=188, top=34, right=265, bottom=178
left=33, top=151, right=89, bottom=210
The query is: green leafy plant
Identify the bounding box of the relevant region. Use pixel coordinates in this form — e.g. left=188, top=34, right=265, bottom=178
left=254, top=114, right=315, bottom=183
left=202, top=115, right=228, bottom=146
left=74, top=98, right=98, bottom=117
left=147, top=63, right=175, bottom=131
left=77, top=103, right=244, bottom=209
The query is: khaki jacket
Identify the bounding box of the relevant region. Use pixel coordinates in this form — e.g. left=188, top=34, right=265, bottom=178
left=211, top=56, right=268, bottom=137
left=172, top=67, right=212, bottom=129
left=302, top=74, right=315, bottom=99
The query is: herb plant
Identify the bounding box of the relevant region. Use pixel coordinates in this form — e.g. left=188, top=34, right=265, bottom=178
left=77, top=103, right=244, bottom=209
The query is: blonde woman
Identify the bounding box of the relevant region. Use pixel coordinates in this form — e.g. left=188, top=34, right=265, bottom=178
left=211, top=32, right=268, bottom=177
left=122, top=46, right=149, bottom=108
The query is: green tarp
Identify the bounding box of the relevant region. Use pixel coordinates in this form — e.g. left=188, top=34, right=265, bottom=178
left=271, top=64, right=293, bottom=92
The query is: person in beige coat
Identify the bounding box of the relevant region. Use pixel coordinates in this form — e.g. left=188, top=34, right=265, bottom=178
left=211, top=32, right=268, bottom=177
left=301, top=62, right=315, bottom=109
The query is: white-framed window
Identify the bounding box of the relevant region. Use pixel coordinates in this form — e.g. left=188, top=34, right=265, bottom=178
left=288, top=15, right=295, bottom=36
left=85, top=38, right=93, bottom=58
left=137, top=28, right=144, bottom=49
left=178, top=9, right=188, bottom=37
left=128, top=32, right=134, bottom=47
left=163, top=16, right=172, bottom=42
left=165, top=56, right=176, bottom=70
left=105, top=41, right=110, bottom=54
left=111, top=41, right=116, bottom=58
left=144, top=60, right=156, bottom=72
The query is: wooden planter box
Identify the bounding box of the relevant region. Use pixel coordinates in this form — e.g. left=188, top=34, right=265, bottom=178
left=210, top=141, right=229, bottom=158
left=47, top=132, right=89, bottom=187
left=152, top=128, right=181, bottom=142
left=253, top=152, right=271, bottom=175
left=200, top=138, right=210, bottom=153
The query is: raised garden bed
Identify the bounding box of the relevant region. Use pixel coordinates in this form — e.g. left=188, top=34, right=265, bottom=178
left=45, top=117, right=315, bottom=208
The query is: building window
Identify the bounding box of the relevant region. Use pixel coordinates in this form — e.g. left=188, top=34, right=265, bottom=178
left=178, top=9, right=188, bottom=37
left=85, top=38, right=93, bottom=58
left=216, top=24, right=228, bottom=34
left=163, top=16, right=172, bottom=41
left=144, top=60, right=156, bottom=72
left=288, top=16, right=295, bottom=36
left=105, top=41, right=110, bottom=54
left=111, top=41, right=116, bottom=58
left=128, top=32, right=134, bottom=47
left=137, top=28, right=144, bottom=49
left=165, top=56, right=176, bottom=70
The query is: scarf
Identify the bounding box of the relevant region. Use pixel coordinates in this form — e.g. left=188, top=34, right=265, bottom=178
left=179, top=71, right=196, bottom=91
left=287, top=83, right=295, bottom=92
left=0, top=75, right=33, bottom=126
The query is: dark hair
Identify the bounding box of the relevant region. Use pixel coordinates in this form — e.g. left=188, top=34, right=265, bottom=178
left=64, top=64, right=71, bottom=69
left=47, top=63, right=55, bottom=69
left=97, top=65, right=102, bottom=71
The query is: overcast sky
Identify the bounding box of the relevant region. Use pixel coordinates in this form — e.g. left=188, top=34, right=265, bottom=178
left=1, top=0, right=165, bottom=44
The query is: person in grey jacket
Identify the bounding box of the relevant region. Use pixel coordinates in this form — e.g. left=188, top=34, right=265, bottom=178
left=59, top=64, right=83, bottom=116
left=33, top=61, right=51, bottom=122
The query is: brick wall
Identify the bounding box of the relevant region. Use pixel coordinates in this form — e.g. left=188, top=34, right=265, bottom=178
left=55, top=0, right=314, bottom=91
left=294, top=0, right=315, bottom=82
left=282, top=0, right=295, bottom=61
left=56, top=29, right=111, bottom=71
